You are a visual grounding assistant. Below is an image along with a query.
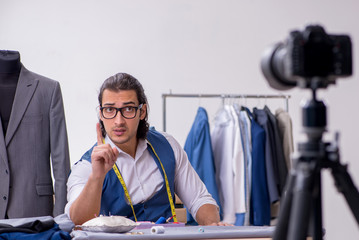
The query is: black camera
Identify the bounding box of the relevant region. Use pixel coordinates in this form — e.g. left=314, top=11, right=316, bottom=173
left=261, top=25, right=352, bottom=90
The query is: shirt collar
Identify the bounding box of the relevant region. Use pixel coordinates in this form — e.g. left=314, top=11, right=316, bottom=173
left=104, top=135, right=148, bottom=161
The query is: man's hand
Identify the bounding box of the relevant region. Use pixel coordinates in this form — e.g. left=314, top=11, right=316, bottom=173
left=195, top=204, right=221, bottom=225
left=209, top=222, right=234, bottom=226
left=196, top=204, right=233, bottom=226
left=91, top=123, right=119, bottom=180
left=69, top=123, right=119, bottom=225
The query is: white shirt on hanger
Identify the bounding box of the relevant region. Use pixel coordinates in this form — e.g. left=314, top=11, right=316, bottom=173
left=230, top=105, right=246, bottom=215
left=211, top=105, right=236, bottom=224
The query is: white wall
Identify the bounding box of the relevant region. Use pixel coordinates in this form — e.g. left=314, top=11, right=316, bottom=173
left=1, top=0, right=359, bottom=239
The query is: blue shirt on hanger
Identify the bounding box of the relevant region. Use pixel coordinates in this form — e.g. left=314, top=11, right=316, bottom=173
left=184, top=107, right=221, bottom=225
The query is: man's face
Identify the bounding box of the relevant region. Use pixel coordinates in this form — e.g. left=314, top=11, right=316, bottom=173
left=100, top=89, right=146, bottom=153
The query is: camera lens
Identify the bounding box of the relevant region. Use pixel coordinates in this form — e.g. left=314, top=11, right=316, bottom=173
left=261, top=43, right=297, bottom=90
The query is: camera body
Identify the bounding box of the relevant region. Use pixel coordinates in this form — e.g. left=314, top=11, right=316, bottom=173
left=289, top=25, right=352, bottom=78
left=261, top=25, right=352, bottom=90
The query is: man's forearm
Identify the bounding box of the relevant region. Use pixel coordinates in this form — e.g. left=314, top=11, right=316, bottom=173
left=69, top=174, right=104, bottom=225
left=195, top=203, right=220, bottom=225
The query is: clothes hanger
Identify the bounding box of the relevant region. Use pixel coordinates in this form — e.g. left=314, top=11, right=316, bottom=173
left=198, top=94, right=202, bottom=107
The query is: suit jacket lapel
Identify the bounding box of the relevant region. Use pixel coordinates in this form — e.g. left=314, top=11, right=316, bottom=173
left=5, top=65, right=39, bottom=146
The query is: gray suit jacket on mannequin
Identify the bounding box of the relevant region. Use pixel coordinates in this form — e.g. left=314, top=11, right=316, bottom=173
left=0, top=65, right=70, bottom=218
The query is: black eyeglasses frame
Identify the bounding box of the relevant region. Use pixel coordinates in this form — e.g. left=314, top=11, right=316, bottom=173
left=100, top=104, right=143, bottom=119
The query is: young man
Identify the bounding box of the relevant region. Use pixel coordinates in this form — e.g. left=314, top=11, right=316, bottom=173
left=65, top=73, right=221, bottom=225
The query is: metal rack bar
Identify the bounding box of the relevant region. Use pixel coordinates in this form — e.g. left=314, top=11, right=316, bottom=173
left=162, top=93, right=290, bottom=131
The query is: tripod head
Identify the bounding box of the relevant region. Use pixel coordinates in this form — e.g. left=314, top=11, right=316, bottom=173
left=301, top=83, right=327, bottom=142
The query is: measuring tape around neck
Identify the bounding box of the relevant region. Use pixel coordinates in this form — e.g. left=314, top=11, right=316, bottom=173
left=112, top=164, right=137, bottom=222
left=147, top=141, right=178, bottom=223
left=110, top=140, right=177, bottom=223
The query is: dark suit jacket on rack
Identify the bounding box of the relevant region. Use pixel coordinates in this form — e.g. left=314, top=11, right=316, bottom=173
left=0, top=65, right=70, bottom=218
left=264, top=105, right=288, bottom=194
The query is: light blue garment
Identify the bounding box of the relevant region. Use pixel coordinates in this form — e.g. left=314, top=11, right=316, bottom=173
left=184, top=107, right=221, bottom=225
left=232, top=104, right=253, bottom=226
left=239, top=108, right=253, bottom=226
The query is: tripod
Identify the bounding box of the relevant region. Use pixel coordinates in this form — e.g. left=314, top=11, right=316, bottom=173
left=273, top=88, right=359, bottom=240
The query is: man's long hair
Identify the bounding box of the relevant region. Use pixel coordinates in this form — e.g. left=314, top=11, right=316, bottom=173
left=98, top=73, right=149, bottom=139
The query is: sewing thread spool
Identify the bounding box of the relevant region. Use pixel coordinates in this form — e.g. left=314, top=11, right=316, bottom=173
left=151, top=226, right=165, bottom=234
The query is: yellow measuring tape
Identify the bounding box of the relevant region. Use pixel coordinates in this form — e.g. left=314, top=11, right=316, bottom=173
left=109, top=140, right=177, bottom=222
left=147, top=141, right=178, bottom=223
left=112, top=164, right=138, bottom=222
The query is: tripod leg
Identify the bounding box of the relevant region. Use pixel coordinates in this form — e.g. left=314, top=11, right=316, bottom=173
left=288, top=161, right=318, bottom=240
left=311, top=170, right=324, bottom=239
left=330, top=161, right=359, bottom=224
left=273, top=169, right=297, bottom=240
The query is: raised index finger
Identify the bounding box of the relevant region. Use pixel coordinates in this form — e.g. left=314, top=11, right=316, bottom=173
left=96, top=122, right=105, bottom=145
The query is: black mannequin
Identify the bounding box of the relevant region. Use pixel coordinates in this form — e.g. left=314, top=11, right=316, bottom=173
left=0, top=50, right=21, bottom=136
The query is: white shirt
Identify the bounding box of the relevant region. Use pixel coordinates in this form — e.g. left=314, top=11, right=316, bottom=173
left=65, top=131, right=217, bottom=221
left=230, top=105, right=246, bottom=214
left=211, top=106, right=236, bottom=224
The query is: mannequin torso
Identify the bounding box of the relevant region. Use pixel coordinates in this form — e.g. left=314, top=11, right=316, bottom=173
left=0, top=50, right=21, bottom=136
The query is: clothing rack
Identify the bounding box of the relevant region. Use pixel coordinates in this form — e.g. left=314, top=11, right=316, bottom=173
left=162, top=93, right=290, bottom=132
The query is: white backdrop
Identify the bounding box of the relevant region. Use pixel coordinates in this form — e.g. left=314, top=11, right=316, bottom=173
left=1, top=0, right=359, bottom=239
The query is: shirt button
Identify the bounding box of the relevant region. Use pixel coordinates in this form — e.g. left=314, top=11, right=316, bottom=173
left=3, top=196, right=6, bottom=200
left=5, top=170, right=8, bottom=174
left=144, top=204, right=147, bottom=209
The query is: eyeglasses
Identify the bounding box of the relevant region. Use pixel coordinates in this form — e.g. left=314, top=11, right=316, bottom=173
left=100, top=104, right=143, bottom=119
